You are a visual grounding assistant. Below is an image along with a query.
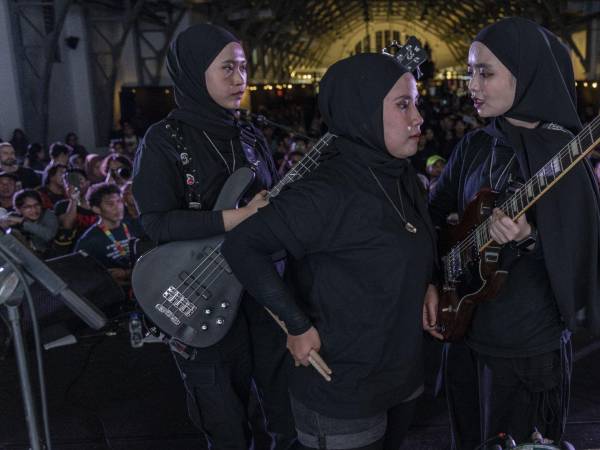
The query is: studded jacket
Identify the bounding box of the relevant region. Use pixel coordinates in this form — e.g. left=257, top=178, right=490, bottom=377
left=132, top=118, right=277, bottom=244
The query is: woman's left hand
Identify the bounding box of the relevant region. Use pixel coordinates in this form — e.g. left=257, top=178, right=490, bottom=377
left=489, top=208, right=531, bottom=244
left=423, top=284, right=444, bottom=340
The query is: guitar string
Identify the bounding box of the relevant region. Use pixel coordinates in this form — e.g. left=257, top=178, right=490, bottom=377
left=446, top=115, right=600, bottom=277
left=163, top=153, right=320, bottom=313
left=159, top=134, right=335, bottom=317
left=450, top=118, right=599, bottom=274
left=161, top=155, right=321, bottom=316
left=174, top=138, right=328, bottom=297
left=169, top=142, right=329, bottom=312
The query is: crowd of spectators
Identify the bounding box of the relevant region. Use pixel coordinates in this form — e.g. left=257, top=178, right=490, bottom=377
left=1, top=87, right=598, bottom=289
left=0, top=127, right=142, bottom=289
left=259, top=82, right=600, bottom=192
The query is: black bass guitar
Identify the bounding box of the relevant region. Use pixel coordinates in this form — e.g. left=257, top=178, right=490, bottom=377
left=132, top=133, right=336, bottom=347
left=437, top=115, right=600, bottom=341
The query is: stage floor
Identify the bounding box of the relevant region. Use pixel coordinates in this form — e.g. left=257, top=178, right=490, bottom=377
left=1, top=326, right=599, bottom=450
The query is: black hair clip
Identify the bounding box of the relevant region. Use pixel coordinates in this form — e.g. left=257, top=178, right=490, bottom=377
left=382, top=36, right=427, bottom=78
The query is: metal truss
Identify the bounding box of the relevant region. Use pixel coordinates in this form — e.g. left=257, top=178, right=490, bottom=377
left=133, top=1, right=186, bottom=86
left=83, top=0, right=145, bottom=145
left=9, top=0, right=74, bottom=145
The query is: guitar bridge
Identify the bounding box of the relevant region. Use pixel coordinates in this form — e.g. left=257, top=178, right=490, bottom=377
left=162, top=286, right=198, bottom=317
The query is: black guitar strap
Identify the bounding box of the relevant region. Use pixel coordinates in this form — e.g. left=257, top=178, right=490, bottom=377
left=165, top=120, right=203, bottom=210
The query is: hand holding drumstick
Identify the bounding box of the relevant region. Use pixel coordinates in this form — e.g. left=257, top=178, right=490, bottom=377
left=265, top=308, right=333, bottom=382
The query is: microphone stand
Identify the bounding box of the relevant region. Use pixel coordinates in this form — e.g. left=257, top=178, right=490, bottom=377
left=2, top=283, right=43, bottom=450
left=239, top=110, right=314, bottom=142
left=0, top=230, right=108, bottom=450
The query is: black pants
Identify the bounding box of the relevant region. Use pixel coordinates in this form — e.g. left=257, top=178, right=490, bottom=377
left=443, top=335, right=572, bottom=450
left=173, top=298, right=296, bottom=449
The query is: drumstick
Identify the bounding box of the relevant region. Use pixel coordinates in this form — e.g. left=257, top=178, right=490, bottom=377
left=264, top=307, right=333, bottom=382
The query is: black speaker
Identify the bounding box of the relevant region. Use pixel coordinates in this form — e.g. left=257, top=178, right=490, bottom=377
left=20, top=251, right=126, bottom=331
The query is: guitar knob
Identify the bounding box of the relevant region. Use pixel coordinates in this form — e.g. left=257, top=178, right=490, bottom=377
left=220, top=301, right=230, bottom=309
left=204, top=308, right=212, bottom=315
left=215, top=317, right=225, bottom=326
left=200, top=323, right=208, bottom=331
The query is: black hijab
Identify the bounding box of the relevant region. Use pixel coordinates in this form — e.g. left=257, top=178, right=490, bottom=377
left=476, top=16, right=581, bottom=133
left=476, top=17, right=600, bottom=334
left=166, top=24, right=239, bottom=139
left=318, top=53, right=412, bottom=177
left=318, top=53, right=436, bottom=242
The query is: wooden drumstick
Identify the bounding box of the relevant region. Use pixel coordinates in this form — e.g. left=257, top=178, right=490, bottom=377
left=264, top=308, right=332, bottom=382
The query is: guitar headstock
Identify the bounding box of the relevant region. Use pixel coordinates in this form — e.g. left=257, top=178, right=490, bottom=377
left=382, top=36, right=427, bottom=76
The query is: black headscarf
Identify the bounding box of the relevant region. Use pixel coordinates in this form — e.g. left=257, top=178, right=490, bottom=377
left=318, top=53, right=412, bottom=176
left=476, top=16, right=581, bottom=133
left=476, top=17, right=600, bottom=334
left=318, top=53, right=436, bottom=243
left=166, top=24, right=239, bottom=139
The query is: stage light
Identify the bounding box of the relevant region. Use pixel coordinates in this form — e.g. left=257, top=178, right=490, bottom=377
left=583, top=82, right=588, bottom=87
left=593, top=82, right=598, bottom=89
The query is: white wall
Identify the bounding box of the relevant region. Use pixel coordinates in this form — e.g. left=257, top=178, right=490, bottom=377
left=0, top=0, right=24, bottom=141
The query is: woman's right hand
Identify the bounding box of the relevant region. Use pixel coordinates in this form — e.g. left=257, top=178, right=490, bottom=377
left=287, top=326, right=321, bottom=367
left=244, top=190, right=269, bottom=216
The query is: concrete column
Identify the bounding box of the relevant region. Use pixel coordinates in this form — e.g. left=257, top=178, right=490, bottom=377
left=60, top=4, right=97, bottom=149
left=587, top=18, right=600, bottom=79
left=0, top=0, right=24, bottom=141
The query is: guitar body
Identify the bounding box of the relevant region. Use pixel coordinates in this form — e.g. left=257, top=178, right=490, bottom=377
left=132, top=167, right=255, bottom=347
left=437, top=189, right=509, bottom=341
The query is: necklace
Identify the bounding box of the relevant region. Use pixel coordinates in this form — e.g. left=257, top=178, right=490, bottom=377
left=202, top=131, right=236, bottom=174
left=368, top=167, right=417, bottom=234
left=489, top=143, right=516, bottom=192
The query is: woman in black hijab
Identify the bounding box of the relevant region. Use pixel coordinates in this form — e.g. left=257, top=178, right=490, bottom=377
left=430, top=17, right=600, bottom=448
left=132, top=24, right=295, bottom=449
left=222, top=53, right=439, bottom=450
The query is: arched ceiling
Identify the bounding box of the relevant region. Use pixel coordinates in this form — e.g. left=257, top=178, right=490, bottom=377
left=184, top=0, right=596, bottom=81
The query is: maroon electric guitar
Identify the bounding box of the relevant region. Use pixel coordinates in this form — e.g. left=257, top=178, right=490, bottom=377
left=437, top=115, right=600, bottom=341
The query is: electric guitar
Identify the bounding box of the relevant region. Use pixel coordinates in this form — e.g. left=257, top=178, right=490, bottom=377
left=437, top=115, right=600, bottom=341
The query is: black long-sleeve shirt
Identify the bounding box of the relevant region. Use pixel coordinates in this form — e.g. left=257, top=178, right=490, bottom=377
left=223, top=150, right=436, bottom=419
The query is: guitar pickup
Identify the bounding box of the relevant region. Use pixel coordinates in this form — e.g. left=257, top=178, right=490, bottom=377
left=484, top=251, right=499, bottom=263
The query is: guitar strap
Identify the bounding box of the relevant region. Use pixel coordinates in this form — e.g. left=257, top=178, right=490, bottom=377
left=165, top=120, right=204, bottom=210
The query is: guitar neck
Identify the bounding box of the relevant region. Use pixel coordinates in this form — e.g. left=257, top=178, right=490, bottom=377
left=474, top=115, right=600, bottom=252
left=267, top=132, right=336, bottom=199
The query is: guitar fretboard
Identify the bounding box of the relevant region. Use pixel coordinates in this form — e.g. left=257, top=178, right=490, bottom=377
left=267, top=132, right=336, bottom=199
left=445, top=115, right=600, bottom=284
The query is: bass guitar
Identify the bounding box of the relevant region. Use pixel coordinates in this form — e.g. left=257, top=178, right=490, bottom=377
left=132, top=133, right=336, bottom=347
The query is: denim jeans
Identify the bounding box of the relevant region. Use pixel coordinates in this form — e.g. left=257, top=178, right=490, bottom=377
left=290, top=395, right=416, bottom=450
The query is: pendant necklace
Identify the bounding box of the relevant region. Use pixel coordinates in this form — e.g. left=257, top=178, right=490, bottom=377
left=202, top=131, right=236, bottom=174
left=368, top=167, right=417, bottom=234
